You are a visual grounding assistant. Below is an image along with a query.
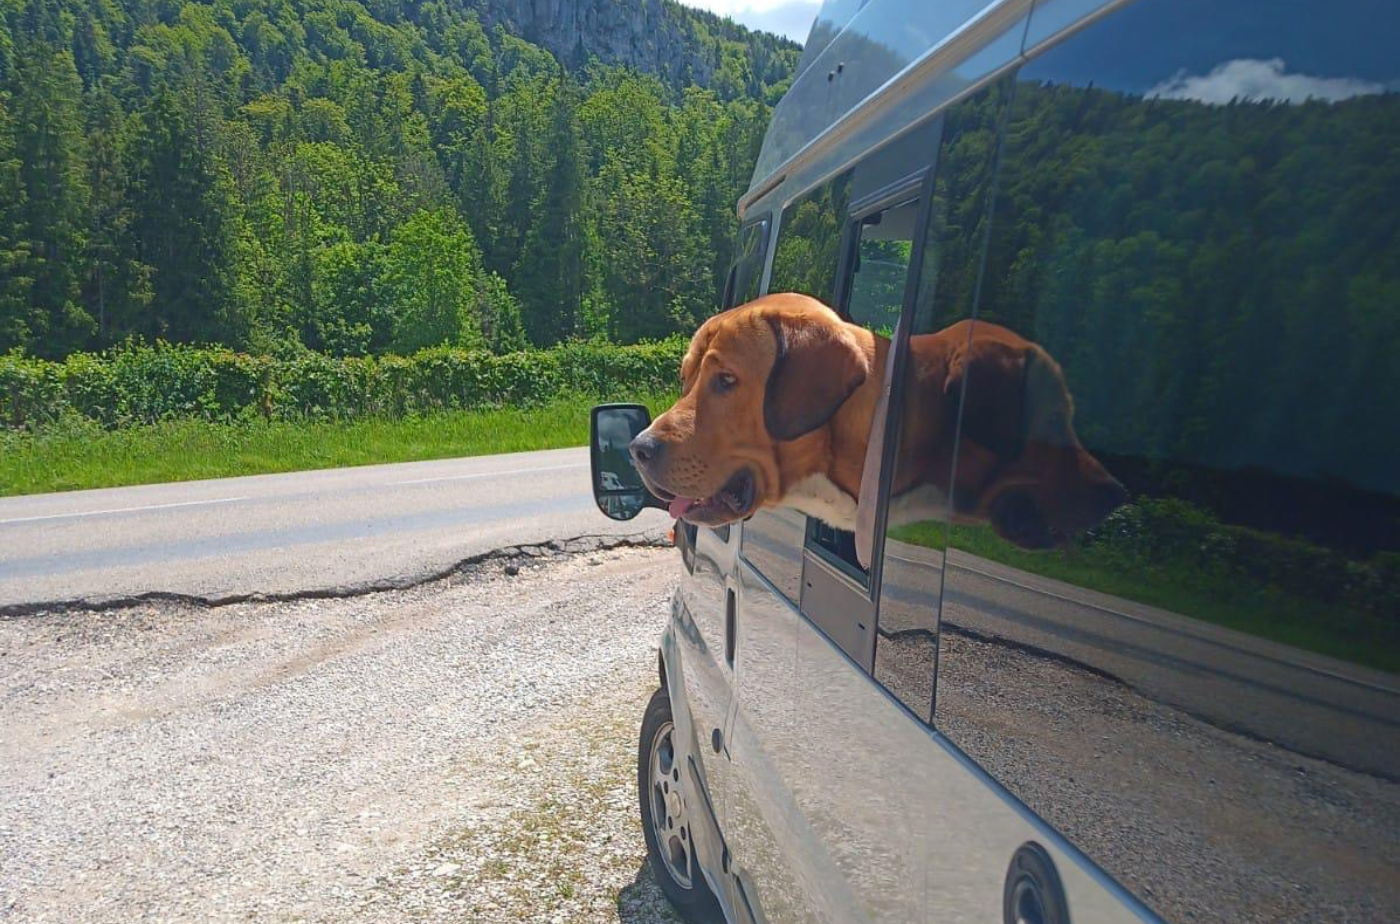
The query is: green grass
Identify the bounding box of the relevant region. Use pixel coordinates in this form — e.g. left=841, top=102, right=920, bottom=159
left=890, top=520, right=1399, bottom=674
left=0, top=390, right=679, bottom=496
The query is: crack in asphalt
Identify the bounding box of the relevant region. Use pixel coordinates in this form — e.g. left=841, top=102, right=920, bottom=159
left=0, top=530, right=672, bottom=619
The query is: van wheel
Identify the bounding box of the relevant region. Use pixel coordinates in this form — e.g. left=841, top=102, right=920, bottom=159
left=638, top=687, right=724, bottom=923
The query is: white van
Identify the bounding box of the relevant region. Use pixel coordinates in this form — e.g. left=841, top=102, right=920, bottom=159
left=591, top=0, right=1400, bottom=921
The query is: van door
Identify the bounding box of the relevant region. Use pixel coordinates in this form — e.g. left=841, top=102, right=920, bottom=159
left=786, top=182, right=940, bottom=924
left=722, top=118, right=954, bottom=923
left=722, top=169, right=852, bottom=923
left=674, top=219, right=771, bottom=906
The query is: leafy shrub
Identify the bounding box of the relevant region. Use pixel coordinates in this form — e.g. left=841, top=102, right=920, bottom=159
left=0, top=338, right=686, bottom=428
left=1083, top=497, right=1400, bottom=626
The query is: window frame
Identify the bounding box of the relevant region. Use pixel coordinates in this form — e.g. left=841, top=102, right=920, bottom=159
left=802, top=169, right=933, bottom=595
left=737, top=119, right=956, bottom=673
left=835, top=174, right=927, bottom=321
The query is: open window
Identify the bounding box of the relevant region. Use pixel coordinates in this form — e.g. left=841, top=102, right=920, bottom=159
left=768, top=119, right=940, bottom=669
left=804, top=191, right=923, bottom=585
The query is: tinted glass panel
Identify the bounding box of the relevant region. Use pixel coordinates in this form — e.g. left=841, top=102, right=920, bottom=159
left=728, top=217, right=770, bottom=309
left=769, top=174, right=850, bottom=302
left=937, top=1, right=1400, bottom=921
left=872, top=79, right=1013, bottom=722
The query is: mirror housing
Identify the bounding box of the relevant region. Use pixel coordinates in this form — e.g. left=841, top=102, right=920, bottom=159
left=590, top=403, right=667, bottom=520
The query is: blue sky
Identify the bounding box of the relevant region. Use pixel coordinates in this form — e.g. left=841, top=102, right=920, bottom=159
left=679, top=0, right=820, bottom=43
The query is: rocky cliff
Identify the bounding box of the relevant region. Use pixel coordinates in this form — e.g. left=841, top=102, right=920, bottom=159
left=465, top=0, right=800, bottom=96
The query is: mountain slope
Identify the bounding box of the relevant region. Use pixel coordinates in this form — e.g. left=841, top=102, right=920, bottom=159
left=0, top=0, right=799, bottom=358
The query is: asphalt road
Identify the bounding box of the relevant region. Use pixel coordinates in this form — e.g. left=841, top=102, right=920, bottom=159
left=0, top=447, right=670, bottom=609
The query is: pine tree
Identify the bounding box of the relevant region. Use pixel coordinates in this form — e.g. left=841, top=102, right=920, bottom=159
left=514, top=77, right=584, bottom=346
left=132, top=88, right=241, bottom=344
left=10, top=42, right=94, bottom=356
left=0, top=91, right=32, bottom=351
left=84, top=86, right=151, bottom=343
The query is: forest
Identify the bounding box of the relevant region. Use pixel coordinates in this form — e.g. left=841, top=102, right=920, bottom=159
left=0, top=0, right=799, bottom=360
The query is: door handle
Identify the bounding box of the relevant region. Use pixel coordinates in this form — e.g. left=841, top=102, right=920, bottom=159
left=725, top=587, right=737, bottom=666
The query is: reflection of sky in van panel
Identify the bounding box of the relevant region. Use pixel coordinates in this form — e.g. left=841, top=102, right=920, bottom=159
left=596, top=412, right=639, bottom=452
left=1026, top=0, right=1399, bottom=97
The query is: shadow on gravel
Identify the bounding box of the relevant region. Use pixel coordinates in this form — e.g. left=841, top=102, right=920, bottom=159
left=617, top=862, right=684, bottom=923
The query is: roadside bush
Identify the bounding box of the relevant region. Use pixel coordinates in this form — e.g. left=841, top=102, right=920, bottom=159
left=0, top=337, right=686, bottom=428
left=1082, top=497, right=1400, bottom=627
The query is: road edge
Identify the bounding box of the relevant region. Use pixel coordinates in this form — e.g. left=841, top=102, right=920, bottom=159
left=0, top=529, right=672, bottom=619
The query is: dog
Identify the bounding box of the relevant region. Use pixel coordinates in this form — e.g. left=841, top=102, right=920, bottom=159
left=629, top=292, right=1126, bottom=550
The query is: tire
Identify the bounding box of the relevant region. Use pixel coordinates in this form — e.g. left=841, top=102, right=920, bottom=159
left=638, top=686, right=725, bottom=923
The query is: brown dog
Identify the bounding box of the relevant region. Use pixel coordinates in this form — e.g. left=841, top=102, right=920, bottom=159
left=629, top=292, right=1126, bottom=549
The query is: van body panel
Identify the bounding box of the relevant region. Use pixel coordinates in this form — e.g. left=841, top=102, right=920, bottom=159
left=752, top=0, right=1017, bottom=184
left=721, top=545, right=808, bottom=924
left=618, top=0, right=1400, bottom=921
left=678, top=524, right=739, bottom=825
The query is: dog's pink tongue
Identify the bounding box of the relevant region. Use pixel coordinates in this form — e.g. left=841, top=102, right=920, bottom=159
left=668, top=497, right=697, bottom=519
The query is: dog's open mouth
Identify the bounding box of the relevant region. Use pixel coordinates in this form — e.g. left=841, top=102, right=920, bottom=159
left=664, top=468, right=757, bottom=524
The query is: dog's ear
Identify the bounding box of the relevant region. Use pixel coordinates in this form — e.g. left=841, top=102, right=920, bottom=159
left=944, top=336, right=1027, bottom=460
left=764, top=313, right=869, bottom=441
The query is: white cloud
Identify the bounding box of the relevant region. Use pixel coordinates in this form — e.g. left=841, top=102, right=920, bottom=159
left=679, top=0, right=820, bottom=43
left=1146, top=57, right=1387, bottom=105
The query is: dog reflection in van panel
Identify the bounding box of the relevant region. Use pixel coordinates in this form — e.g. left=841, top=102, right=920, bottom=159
left=629, top=293, right=1126, bottom=550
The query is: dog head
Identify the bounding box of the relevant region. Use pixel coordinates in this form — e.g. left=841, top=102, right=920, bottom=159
left=945, top=331, right=1127, bottom=548
left=630, top=294, right=869, bottom=527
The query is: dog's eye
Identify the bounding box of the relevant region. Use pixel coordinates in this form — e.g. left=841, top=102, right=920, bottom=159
left=712, top=372, right=738, bottom=394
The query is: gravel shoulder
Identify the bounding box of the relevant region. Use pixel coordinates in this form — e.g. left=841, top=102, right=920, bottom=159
left=0, top=543, right=682, bottom=924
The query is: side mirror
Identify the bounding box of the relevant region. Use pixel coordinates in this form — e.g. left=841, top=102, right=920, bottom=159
left=590, top=403, right=667, bottom=520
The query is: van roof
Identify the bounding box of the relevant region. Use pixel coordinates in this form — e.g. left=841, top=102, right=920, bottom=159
left=742, top=0, right=1114, bottom=218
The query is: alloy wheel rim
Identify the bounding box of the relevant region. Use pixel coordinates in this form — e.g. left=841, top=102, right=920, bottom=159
left=648, top=720, right=694, bottom=890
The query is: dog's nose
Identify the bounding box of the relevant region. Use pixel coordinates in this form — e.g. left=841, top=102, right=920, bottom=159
left=630, top=432, right=663, bottom=468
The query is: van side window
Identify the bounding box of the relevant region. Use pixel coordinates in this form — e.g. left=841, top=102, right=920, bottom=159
left=872, top=78, right=1013, bottom=721
left=805, top=193, right=921, bottom=584
left=724, top=217, right=770, bottom=310
left=937, top=0, right=1400, bottom=919
left=768, top=175, right=850, bottom=303
left=741, top=175, right=854, bottom=601
left=797, top=115, right=949, bottom=592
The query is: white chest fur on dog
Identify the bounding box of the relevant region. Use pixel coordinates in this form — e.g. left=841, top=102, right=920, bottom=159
left=779, top=475, right=951, bottom=532
left=782, top=474, right=859, bottom=529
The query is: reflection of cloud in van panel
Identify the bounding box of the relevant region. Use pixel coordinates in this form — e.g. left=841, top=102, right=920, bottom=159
left=596, top=413, right=636, bottom=451
left=1147, top=58, right=1387, bottom=104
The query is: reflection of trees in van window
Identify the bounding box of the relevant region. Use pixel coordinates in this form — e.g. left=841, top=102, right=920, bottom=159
left=982, top=83, right=1400, bottom=497
left=915, top=80, right=1011, bottom=333
left=926, top=4, right=1399, bottom=921
left=941, top=82, right=1400, bottom=668
left=769, top=174, right=850, bottom=302
left=727, top=219, right=769, bottom=309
